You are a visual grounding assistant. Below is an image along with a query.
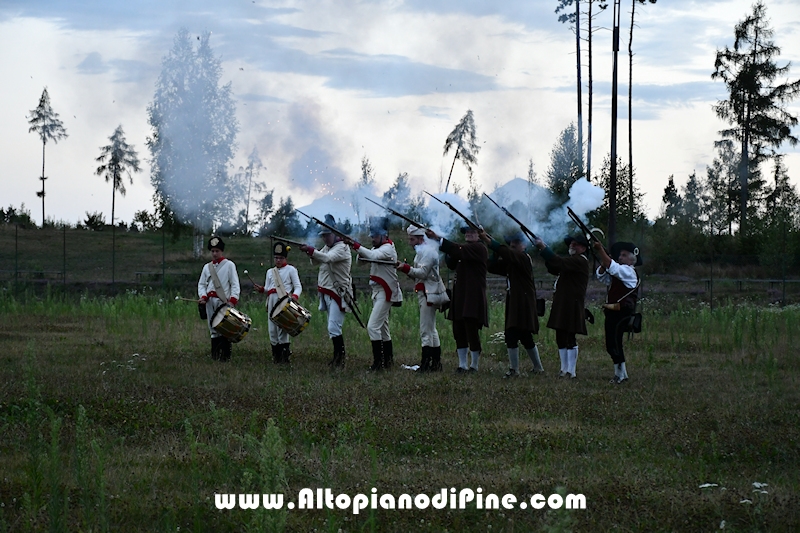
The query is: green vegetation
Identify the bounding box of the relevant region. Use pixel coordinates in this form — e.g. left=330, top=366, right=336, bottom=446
left=0, top=290, right=798, bottom=531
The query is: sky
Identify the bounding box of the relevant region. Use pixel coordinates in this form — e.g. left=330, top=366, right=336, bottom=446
left=1, top=0, right=799, bottom=227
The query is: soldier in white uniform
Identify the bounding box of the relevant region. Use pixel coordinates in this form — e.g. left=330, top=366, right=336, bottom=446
left=396, top=225, right=443, bottom=372
left=300, top=215, right=353, bottom=368
left=198, top=235, right=241, bottom=362
left=346, top=217, right=402, bottom=370
left=254, top=241, right=302, bottom=364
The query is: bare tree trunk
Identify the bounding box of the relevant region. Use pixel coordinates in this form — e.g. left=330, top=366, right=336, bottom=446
left=112, top=177, right=116, bottom=286
left=40, top=142, right=46, bottom=226
left=445, top=147, right=459, bottom=194
left=609, top=0, right=622, bottom=244
left=628, top=0, right=636, bottom=223
left=587, top=0, right=594, bottom=181
left=576, top=0, right=584, bottom=176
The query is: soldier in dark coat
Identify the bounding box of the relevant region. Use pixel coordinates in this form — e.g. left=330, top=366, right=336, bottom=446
left=426, top=226, right=488, bottom=372
left=482, top=230, right=544, bottom=378
left=534, top=234, right=590, bottom=378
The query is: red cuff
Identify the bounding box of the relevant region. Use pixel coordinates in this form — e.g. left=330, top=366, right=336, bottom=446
left=229, top=297, right=238, bottom=306
left=208, top=291, right=218, bottom=299
left=305, top=246, right=316, bottom=256
left=399, top=263, right=411, bottom=274
left=353, top=242, right=361, bottom=250
left=199, top=295, right=208, bottom=303
left=291, top=294, right=299, bottom=300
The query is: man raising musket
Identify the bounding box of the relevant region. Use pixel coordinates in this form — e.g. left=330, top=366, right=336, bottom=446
left=594, top=240, right=641, bottom=384
left=299, top=215, right=353, bottom=368
left=396, top=224, right=445, bottom=372
left=481, top=230, right=544, bottom=378
left=344, top=216, right=402, bottom=370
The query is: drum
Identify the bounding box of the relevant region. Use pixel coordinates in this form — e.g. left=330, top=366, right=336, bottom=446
left=270, top=295, right=312, bottom=337
left=210, top=304, right=252, bottom=343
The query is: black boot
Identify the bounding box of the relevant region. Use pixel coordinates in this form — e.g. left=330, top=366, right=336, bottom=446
left=430, top=346, right=442, bottom=372
left=211, top=337, right=221, bottom=361
left=369, top=340, right=383, bottom=371
left=271, top=343, right=280, bottom=364
left=219, top=338, right=232, bottom=362
left=281, top=343, right=292, bottom=364
left=331, top=335, right=346, bottom=368
left=382, top=340, right=394, bottom=370
left=418, top=346, right=432, bottom=372
left=417, top=346, right=429, bottom=372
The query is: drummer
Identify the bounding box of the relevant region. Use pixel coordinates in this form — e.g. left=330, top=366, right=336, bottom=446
left=198, top=235, right=241, bottom=362
left=254, top=241, right=303, bottom=364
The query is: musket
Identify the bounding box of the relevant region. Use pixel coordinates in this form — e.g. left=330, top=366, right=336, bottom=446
left=423, top=191, right=482, bottom=232
left=336, top=284, right=366, bottom=329
left=266, top=235, right=309, bottom=249
left=566, top=207, right=605, bottom=261
left=364, top=197, right=426, bottom=229
left=483, top=193, right=538, bottom=245
left=295, top=209, right=352, bottom=242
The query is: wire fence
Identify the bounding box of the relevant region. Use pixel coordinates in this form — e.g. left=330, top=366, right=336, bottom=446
left=1, top=224, right=798, bottom=306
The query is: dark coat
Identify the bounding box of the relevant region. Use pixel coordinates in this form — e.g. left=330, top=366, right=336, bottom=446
left=441, top=238, right=488, bottom=327
left=487, top=241, right=539, bottom=333
left=542, top=249, right=589, bottom=334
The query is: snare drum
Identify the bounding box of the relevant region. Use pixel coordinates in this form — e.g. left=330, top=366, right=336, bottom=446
left=211, top=304, right=252, bottom=343
left=270, top=295, right=312, bottom=337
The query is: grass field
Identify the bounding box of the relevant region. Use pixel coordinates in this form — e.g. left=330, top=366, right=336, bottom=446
left=1, top=287, right=799, bottom=532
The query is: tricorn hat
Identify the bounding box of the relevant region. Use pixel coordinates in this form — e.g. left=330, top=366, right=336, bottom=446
left=318, top=214, right=338, bottom=235
left=207, top=235, right=225, bottom=251
left=564, top=234, right=590, bottom=248
left=273, top=241, right=290, bottom=257
left=610, top=241, right=642, bottom=266
left=460, top=225, right=482, bottom=234
left=369, top=216, right=389, bottom=237
left=504, top=231, right=526, bottom=245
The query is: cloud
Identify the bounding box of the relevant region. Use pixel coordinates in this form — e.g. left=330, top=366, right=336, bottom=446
left=418, top=105, right=451, bottom=119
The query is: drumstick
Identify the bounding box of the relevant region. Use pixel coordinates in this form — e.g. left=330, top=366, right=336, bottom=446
left=175, top=296, right=201, bottom=303
left=243, top=269, right=258, bottom=285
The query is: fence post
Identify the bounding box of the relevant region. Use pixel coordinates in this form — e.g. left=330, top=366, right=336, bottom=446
left=162, top=224, right=166, bottom=289
left=15, top=223, right=19, bottom=284
left=63, top=224, right=66, bottom=285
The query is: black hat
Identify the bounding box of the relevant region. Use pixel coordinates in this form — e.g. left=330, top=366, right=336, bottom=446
left=318, top=214, right=338, bottom=235
left=208, top=235, right=225, bottom=251
left=459, top=225, right=482, bottom=234
left=564, top=234, right=589, bottom=248
left=369, top=216, right=389, bottom=237
left=610, top=241, right=642, bottom=266
left=504, top=231, right=526, bottom=245
left=273, top=241, right=290, bottom=257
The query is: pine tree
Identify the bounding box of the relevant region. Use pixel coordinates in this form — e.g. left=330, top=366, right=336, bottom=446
left=659, top=175, right=682, bottom=225
left=28, top=87, right=68, bottom=226
left=443, top=110, right=480, bottom=193
left=545, top=123, right=584, bottom=204
left=96, top=125, right=141, bottom=284
left=712, top=0, right=800, bottom=239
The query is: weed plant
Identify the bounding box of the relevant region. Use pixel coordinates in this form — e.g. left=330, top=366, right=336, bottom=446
left=0, top=292, right=798, bottom=531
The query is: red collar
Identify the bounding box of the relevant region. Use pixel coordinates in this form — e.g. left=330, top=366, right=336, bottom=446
left=212, top=257, right=226, bottom=264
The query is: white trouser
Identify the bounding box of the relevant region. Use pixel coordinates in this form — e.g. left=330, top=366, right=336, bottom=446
left=367, top=287, right=392, bottom=341
left=417, top=292, right=440, bottom=347
left=206, top=297, right=226, bottom=338
left=267, top=293, right=290, bottom=345
left=319, top=293, right=345, bottom=338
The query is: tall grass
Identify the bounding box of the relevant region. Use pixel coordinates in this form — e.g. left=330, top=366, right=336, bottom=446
left=1, top=294, right=799, bottom=531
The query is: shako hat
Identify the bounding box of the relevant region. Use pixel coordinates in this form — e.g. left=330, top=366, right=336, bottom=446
left=208, top=235, right=225, bottom=251
left=273, top=241, right=290, bottom=257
